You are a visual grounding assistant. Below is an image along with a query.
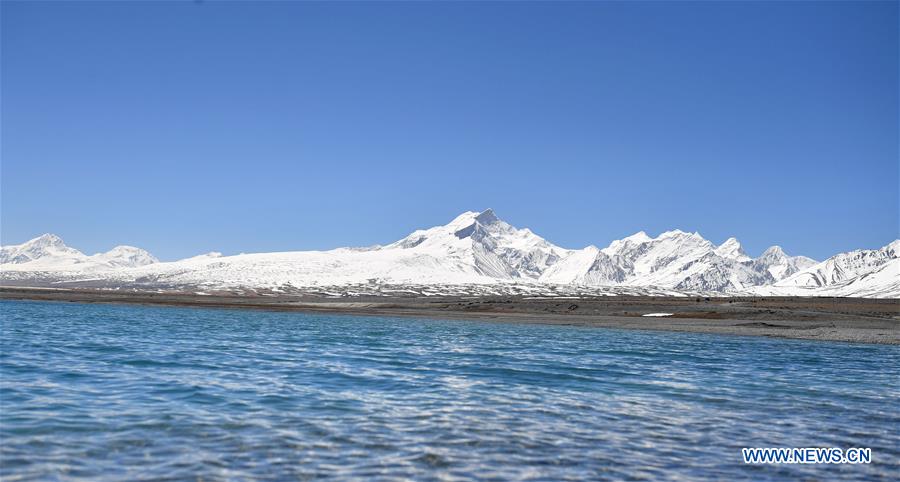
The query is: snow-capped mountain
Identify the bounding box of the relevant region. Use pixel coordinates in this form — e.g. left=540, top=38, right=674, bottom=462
left=92, top=246, right=159, bottom=268
left=540, top=246, right=627, bottom=285
left=385, top=209, right=567, bottom=279
left=0, top=234, right=158, bottom=271
left=539, top=228, right=815, bottom=292
left=1, top=210, right=896, bottom=297
left=778, top=241, right=898, bottom=288
left=0, top=234, right=83, bottom=265
left=764, top=241, right=900, bottom=297
left=714, top=237, right=751, bottom=262
left=112, top=209, right=566, bottom=288
left=753, top=246, right=817, bottom=281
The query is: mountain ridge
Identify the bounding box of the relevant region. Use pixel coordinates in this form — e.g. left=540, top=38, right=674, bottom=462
left=1, top=210, right=896, bottom=297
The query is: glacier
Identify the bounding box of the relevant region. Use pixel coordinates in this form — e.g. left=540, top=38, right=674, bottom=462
left=1, top=210, right=897, bottom=298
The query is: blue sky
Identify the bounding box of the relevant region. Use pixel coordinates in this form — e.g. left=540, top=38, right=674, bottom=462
left=2, top=1, right=897, bottom=261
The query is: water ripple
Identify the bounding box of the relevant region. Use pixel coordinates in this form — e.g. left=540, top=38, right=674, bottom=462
left=1, top=300, right=898, bottom=480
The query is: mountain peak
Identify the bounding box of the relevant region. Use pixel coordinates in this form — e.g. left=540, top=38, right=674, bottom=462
left=475, top=208, right=499, bottom=225
left=1, top=233, right=83, bottom=265
left=657, top=229, right=709, bottom=246
left=94, top=245, right=159, bottom=267
left=601, top=231, right=651, bottom=254
left=659, top=229, right=700, bottom=239
left=714, top=237, right=750, bottom=261
left=762, top=245, right=786, bottom=258
left=444, top=211, right=482, bottom=230
left=27, top=233, right=66, bottom=248
left=623, top=231, right=651, bottom=244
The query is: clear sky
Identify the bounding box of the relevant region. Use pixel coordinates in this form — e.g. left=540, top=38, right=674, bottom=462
left=2, top=1, right=897, bottom=261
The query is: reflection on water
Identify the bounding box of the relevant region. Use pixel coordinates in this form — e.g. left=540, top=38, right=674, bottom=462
left=1, top=300, right=898, bottom=480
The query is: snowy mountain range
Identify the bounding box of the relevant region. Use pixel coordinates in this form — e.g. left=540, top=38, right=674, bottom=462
left=1, top=210, right=897, bottom=297
left=0, top=234, right=158, bottom=270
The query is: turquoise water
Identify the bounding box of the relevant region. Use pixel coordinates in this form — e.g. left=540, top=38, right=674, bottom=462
left=1, top=300, right=898, bottom=480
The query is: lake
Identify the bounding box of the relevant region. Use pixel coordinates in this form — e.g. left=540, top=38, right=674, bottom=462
left=1, top=300, right=897, bottom=480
